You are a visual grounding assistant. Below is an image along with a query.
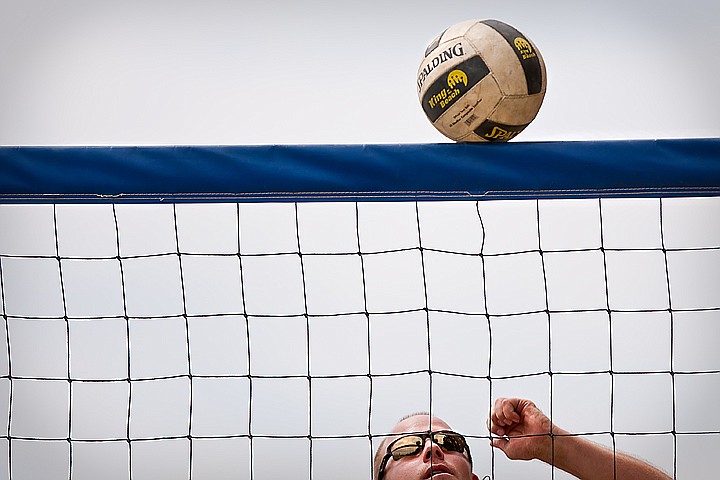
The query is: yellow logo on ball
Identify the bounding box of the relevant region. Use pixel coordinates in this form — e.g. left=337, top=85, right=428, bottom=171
left=447, top=70, right=468, bottom=89
left=513, top=37, right=536, bottom=60
left=485, top=126, right=520, bottom=141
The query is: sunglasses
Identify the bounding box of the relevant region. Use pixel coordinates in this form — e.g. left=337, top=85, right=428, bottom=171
left=377, top=430, right=473, bottom=480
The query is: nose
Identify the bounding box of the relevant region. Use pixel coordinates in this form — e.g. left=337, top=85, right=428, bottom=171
left=422, top=437, right=445, bottom=463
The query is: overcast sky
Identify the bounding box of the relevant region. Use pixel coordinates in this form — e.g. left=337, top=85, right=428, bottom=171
left=1, top=0, right=719, bottom=146
left=1, top=3, right=719, bottom=479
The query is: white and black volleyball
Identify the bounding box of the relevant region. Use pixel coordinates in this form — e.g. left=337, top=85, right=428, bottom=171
left=417, top=19, right=547, bottom=142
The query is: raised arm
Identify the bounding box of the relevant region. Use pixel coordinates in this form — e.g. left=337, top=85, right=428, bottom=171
left=487, top=398, right=672, bottom=480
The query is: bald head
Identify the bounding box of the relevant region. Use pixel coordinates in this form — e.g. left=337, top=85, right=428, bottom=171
left=374, top=414, right=444, bottom=480
left=373, top=414, right=477, bottom=480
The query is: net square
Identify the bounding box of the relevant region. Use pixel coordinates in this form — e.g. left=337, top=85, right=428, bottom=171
left=370, top=311, right=428, bottom=375
left=476, top=200, right=539, bottom=255
left=188, top=315, right=248, bottom=376
left=677, top=434, right=720, bottom=478
left=11, top=379, right=69, bottom=439
left=252, top=438, right=309, bottom=480
left=539, top=199, right=601, bottom=251
left=605, top=250, right=669, bottom=311
left=191, top=377, right=249, bottom=437
left=601, top=198, right=662, bottom=249
left=550, top=311, right=610, bottom=373
left=363, top=250, right=425, bottom=313
left=613, top=373, right=674, bottom=433
left=115, top=204, right=177, bottom=257
left=192, top=438, right=250, bottom=480
left=490, top=312, right=549, bottom=377
left=483, top=252, right=546, bottom=316
left=251, top=377, right=309, bottom=436
left=248, top=316, right=307, bottom=376
left=123, top=255, right=184, bottom=317
left=181, top=255, right=244, bottom=315
left=69, top=317, right=128, bottom=380
left=2, top=257, right=63, bottom=317
left=370, top=373, right=430, bottom=435
left=61, top=258, right=124, bottom=317
left=11, top=440, right=69, bottom=480
left=611, top=311, right=671, bottom=372
left=417, top=201, right=483, bottom=254
left=9, top=318, right=67, bottom=378
left=131, top=438, right=189, bottom=480
left=309, top=314, right=368, bottom=376
left=674, top=310, right=720, bottom=372
left=175, top=203, right=239, bottom=254
left=56, top=204, right=118, bottom=257
left=303, top=254, right=365, bottom=316
left=424, top=251, right=485, bottom=314
left=238, top=203, right=298, bottom=254
left=675, top=373, right=720, bottom=433
left=297, top=202, right=359, bottom=254
left=72, top=442, right=129, bottom=480
left=129, top=316, right=188, bottom=379
left=357, top=202, right=419, bottom=253
left=241, top=254, right=305, bottom=316
left=129, top=378, right=190, bottom=440
left=429, top=311, right=489, bottom=377
left=312, top=437, right=370, bottom=480
left=311, top=377, right=370, bottom=436
left=431, top=374, right=489, bottom=437
left=544, top=250, right=607, bottom=312
left=663, top=197, right=720, bottom=249
left=71, top=381, right=129, bottom=440
left=666, top=249, right=720, bottom=310
left=0, top=205, right=56, bottom=256
left=552, top=373, right=611, bottom=434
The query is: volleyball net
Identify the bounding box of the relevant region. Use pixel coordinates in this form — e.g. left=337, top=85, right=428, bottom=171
left=1, top=139, right=719, bottom=480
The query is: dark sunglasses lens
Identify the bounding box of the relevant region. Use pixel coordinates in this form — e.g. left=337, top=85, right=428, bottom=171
left=390, top=435, right=423, bottom=460
left=436, top=432, right=466, bottom=453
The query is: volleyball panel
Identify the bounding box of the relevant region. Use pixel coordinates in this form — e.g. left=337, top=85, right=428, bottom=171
left=474, top=20, right=547, bottom=96
left=422, top=19, right=478, bottom=58
left=420, top=53, right=492, bottom=124
left=431, top=73, right=504, bottom=142
left=464, top=22, right=528, bottom=96
left=492, top=93, right=546, bottom=124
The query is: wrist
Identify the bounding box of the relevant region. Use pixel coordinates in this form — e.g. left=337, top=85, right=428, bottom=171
left=537, top=425, right=571, bottom=466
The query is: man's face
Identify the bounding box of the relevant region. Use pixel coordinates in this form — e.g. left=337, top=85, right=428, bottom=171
left=381, top=415, right=478, bottom=480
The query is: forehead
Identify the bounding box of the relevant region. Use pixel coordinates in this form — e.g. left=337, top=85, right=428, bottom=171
left=392, top=415, right=453, bottom=435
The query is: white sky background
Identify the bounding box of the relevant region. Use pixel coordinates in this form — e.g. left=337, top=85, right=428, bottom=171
left=1, top=1, right=720, bottom=479
left=1, top=0, right=719, bottom=145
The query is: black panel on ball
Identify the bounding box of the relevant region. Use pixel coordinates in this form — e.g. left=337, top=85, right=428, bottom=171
left=480, top=19, right=544, bottom=95
left=421, top=55, right=490, bottom=123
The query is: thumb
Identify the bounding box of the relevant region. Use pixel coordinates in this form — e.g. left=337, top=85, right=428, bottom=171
left=490, top=436, right=510, bottom=454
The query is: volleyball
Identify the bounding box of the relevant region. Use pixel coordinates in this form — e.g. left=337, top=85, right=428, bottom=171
left=417, top=19, right=547, bottom=142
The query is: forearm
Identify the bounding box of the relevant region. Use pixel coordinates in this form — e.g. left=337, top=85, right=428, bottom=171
left=541, top=428, right=672, bottom=480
